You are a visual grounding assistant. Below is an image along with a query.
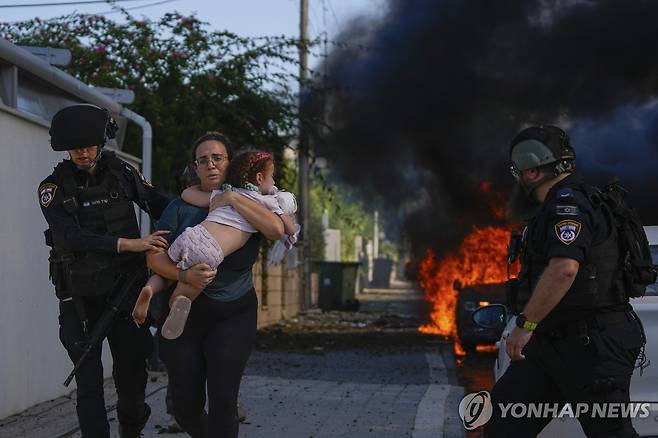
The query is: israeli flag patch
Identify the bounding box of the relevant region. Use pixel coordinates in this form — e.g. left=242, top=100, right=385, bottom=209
left=555, top=220, right=581, bottom=245
left=556, top=205, right=580, bottom=216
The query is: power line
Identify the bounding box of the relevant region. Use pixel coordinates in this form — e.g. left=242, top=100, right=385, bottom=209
left=320, top=0, right=328, bottom=65
left=95, top=0, right=176, bottom=15
left=308, top=0, right=321, bottom=37
left=320, top=0, right=327, bottom=28
left=307, top=4, right=318, bottom=38
left=0, top=0, right=149, bottom=8
left=325, top=0, right=339, bottom=27
left=4, top=0, right=178, bottom=22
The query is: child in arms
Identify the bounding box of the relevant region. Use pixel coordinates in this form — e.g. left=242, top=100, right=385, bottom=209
left=132, top=150, right=297, bottom=339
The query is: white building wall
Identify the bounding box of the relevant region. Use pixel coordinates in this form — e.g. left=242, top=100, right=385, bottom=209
left=323, top=228, right=342, bottom=262
left=0, top=104, right=114, bottom=419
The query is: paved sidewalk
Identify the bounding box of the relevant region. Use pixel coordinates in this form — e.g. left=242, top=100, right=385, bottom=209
left=0, top=373, right=174, bottom=438
left=0, top=286, right=466, bottom=438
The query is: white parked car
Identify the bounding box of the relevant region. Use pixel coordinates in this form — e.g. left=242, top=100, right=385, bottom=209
left=477, top=226, right=658, bottom=437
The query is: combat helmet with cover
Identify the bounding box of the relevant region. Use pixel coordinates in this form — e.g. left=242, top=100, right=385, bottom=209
left=509, top=125, right=576, bottom=178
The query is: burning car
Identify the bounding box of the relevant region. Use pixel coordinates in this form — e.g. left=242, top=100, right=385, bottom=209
left=418, top=226, right=518, bottom=355
left=455, top=281, right=508, bottom=352
left=473, top=226, right=658, bottom=437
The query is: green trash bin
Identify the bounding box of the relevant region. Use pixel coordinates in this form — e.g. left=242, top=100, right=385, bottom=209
left=313, top=261, right=361, bottom=311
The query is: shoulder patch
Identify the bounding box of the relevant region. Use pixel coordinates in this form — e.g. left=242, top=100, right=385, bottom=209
left=556, top=188, right=575, bottom=200
left=555, top=219, right=581, bottom=245
left=38, top=183, right=58, bottom=208
left=556, top=205, right=580, bottom=216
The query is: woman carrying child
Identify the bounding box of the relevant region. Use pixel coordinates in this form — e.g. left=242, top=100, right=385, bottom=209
left=143, top=132, right=289, bottom=438
left=133, top=149, right=297, bottom=337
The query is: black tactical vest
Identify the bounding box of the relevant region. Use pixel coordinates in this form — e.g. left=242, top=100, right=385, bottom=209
left=516, top=185, right=625, bottom=310
left=52, top=152, right=145, bottom=296
left=55, top=153, right=141, bottom=242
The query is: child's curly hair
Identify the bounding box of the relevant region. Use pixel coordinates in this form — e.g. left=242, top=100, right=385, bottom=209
left=226, top=150, right=273, bottom=189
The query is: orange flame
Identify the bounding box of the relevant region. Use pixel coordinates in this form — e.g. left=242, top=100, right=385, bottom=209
left=418, top=181, right=520, bottom=355
left=418, top=227, right=512, bottom=327
left=476, top=345, right=499, bottom=353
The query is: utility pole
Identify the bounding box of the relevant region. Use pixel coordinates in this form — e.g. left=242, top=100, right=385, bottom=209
left=374, top=210, right=379, bottom=258
left=298, top=0, right=311, bottom=310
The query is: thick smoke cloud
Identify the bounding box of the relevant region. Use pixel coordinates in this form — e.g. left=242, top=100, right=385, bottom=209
left=313, top=0, right=658, bottom=259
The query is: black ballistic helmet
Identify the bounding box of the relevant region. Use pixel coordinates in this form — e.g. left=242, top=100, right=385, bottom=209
left=49, top=104, right=118, bottom=151
left=509, top=125, right=576, bottom=176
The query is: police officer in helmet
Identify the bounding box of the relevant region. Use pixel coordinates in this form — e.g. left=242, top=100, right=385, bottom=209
left=38, top=104, right=171, bottom=437
left=485, top=125, right=645, bottom=437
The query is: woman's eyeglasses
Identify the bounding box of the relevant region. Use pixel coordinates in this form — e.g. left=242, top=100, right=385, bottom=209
left=194, top=154, right=227, bottom=168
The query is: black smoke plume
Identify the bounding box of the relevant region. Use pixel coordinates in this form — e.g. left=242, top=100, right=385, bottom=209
left=312, top=0, right=658, bottom=260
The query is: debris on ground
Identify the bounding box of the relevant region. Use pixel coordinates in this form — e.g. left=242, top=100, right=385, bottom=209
left=256, top=308, right=448, bottom=352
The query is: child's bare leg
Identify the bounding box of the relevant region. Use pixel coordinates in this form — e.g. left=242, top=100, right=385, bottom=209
left=161, top=282, right=205, bottom=340
left=132, top=274, right=172, bottom=325
left=170, top=281, right=205, bottom=305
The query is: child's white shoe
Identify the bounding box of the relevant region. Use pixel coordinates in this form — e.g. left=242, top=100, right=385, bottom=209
left=162, top=296, right=192, bottom=340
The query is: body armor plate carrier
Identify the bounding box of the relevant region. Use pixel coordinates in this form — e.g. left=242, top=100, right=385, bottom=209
left=48, top=152, right=144, bottom=298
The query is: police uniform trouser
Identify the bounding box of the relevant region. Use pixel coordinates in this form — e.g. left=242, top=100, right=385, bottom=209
left=59, top=294, right=153, bottom=438
left=485, top=313, right=643, bottom=438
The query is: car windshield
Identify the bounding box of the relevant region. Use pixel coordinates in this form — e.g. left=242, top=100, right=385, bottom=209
left=646, top=245, right=658, bottom=296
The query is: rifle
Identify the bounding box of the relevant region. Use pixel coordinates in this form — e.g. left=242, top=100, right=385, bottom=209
left=63, top=272, right=141, bottom=387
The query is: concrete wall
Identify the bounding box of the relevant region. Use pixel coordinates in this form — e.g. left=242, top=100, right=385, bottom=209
left=253, top=258, right=303, bottom=328
left=323, top=229, right=342, bottom=262
left=0, top=105, right=113, bottom=418
left=0, top=105, right=141, bottom=419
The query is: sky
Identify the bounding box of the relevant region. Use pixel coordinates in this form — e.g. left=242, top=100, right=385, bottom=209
left=0, top=0, right=387, bottom=70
